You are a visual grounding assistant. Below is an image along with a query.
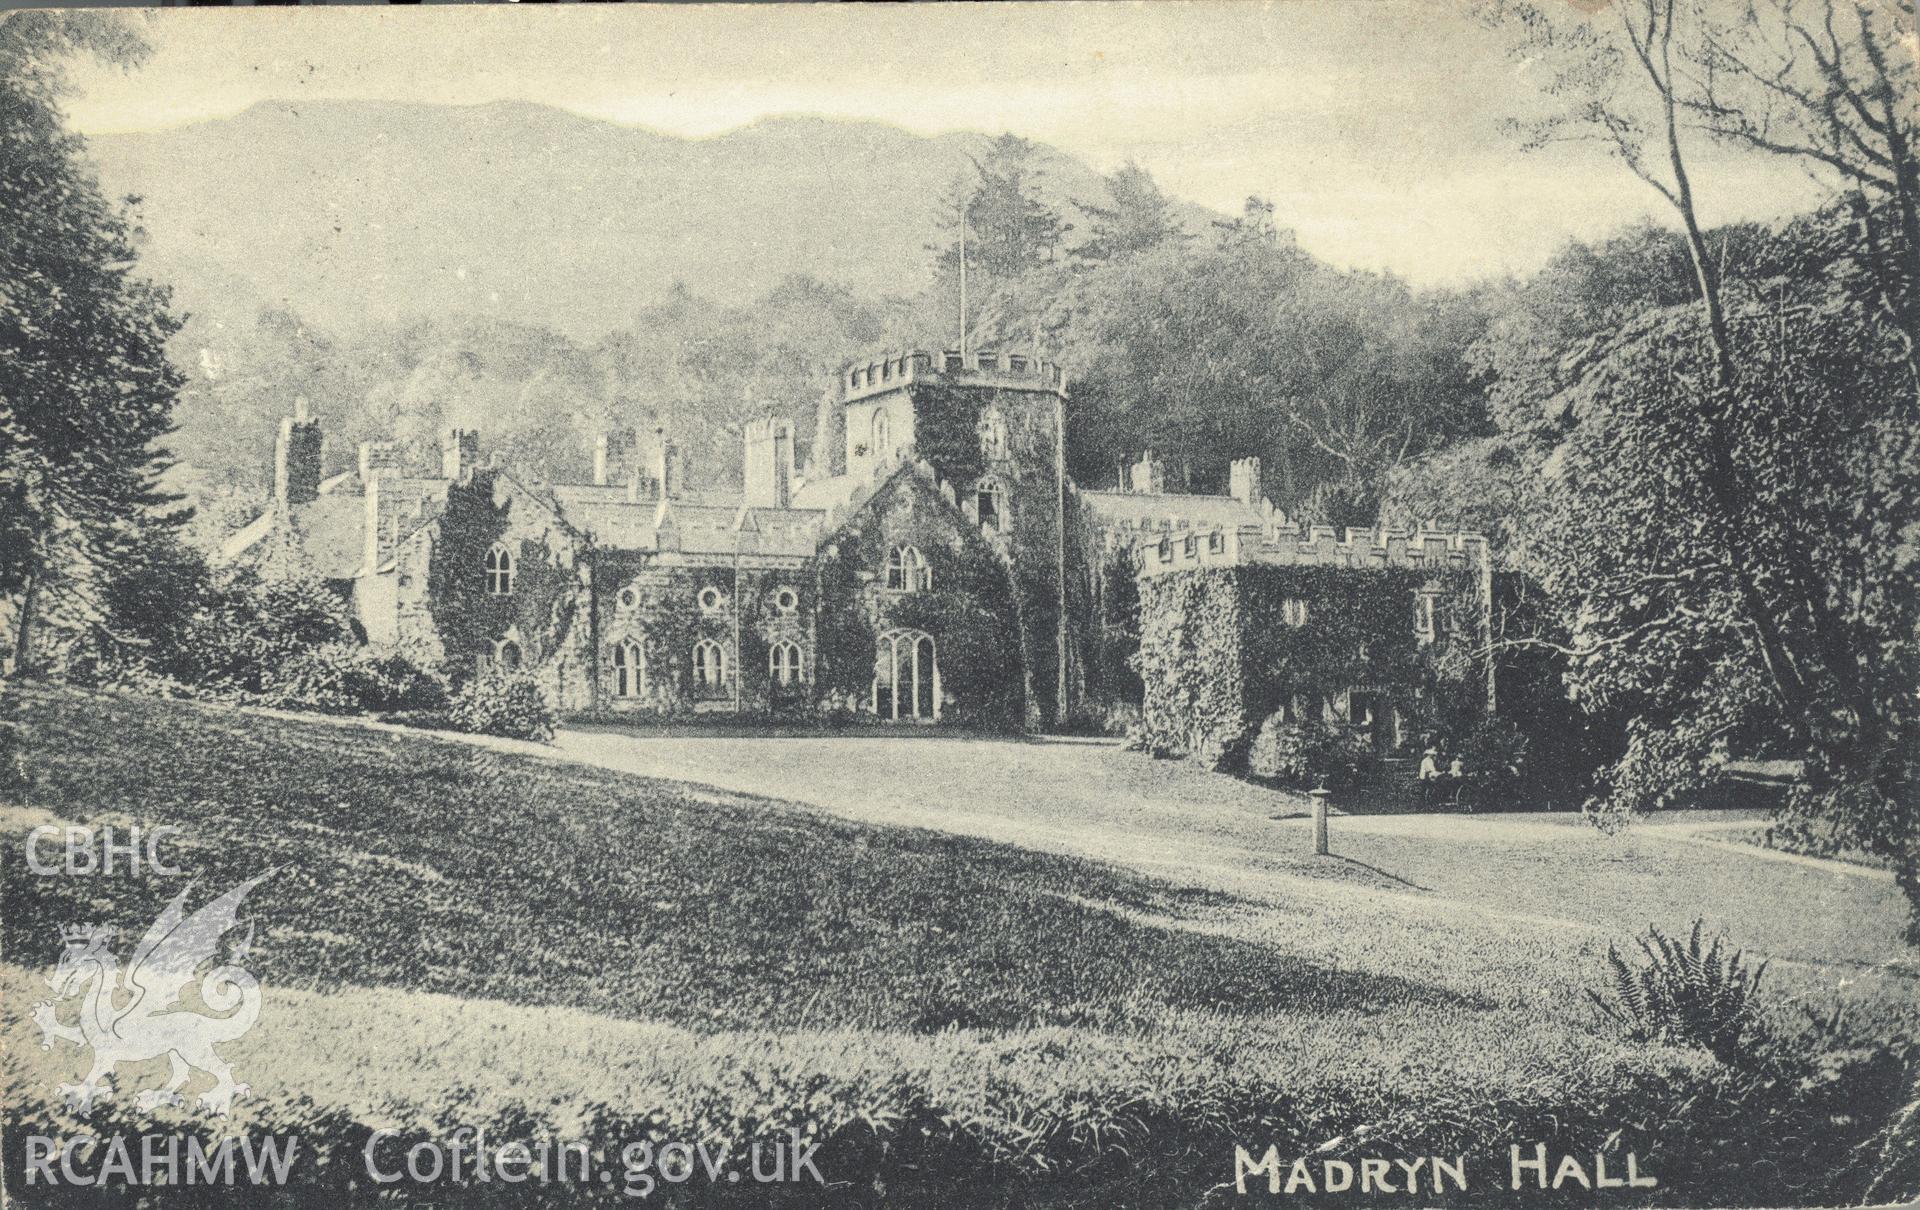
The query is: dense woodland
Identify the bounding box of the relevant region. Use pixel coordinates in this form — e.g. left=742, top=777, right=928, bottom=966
left=3, top=4, right=1917, bottom=930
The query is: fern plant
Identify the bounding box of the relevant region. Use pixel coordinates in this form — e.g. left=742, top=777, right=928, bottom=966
left=1588, top=919, right=1768, bottom=1064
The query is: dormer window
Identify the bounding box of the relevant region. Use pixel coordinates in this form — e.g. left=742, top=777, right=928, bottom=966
left=944, top=351, right=965, bottom=371
left=885, top=545, right=929, bottom=592
left=1208, top=531, right=1225, bottom=554
left=1183, top=534, right=1197, bottom=557
left=485, top=545, right=513, bottom=595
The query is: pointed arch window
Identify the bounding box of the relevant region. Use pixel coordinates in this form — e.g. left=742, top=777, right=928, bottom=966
left=485, top=544, right=513, bottom=595
left=870, top=409, right=891, bottom=458
left=981, top=409, right=1008, bottom=459
left=493, top=639, right=522, bottom=670
left=885, top=544, right=929, bottom=592
left=612, top=638, right=646, bottom=698
left=693, top=639, right=728, bottom=688
left=769, top=640, right=805, bottom=686
left=871, top=629, right=939, bottom=721
left=975, top=478, right=1007, bottom=534
left=1415, top=593, right=1439, bottom=643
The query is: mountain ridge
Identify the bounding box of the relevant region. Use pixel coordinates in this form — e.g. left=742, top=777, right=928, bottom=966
left=86, top=98, right=1216, bottom=341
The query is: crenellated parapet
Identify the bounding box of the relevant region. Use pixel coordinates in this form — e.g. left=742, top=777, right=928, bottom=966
left=1135, top=506, right=1491, bottom=580
left=841, top=349, right=1068, bottom=403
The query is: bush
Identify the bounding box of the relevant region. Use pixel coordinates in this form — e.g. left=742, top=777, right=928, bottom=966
left=448, top=669, right=556, bottom=742
left=1458, top=715, right=1530, bottom=805
left=1588, top=920, right=1768, bottom=1066
left=1247, top=716, right=1362, bottom=788
left=259, top=644, right=448, bottom=717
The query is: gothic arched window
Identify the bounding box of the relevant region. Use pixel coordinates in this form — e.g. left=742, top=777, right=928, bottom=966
left=485, top=544, right=513, bottom=595
left=612, top=638, right=646, bottom=698
left=982, top=410, right=1008, bottom=459
left=870, top=409, right=891, bottom=458
left=769, top=641, right=804, bottom=686
left=975, top=478, right=1007, bottom=534
left=885, top=545, right=928, bottom=592
left=693, top=639, right=727, bottom=688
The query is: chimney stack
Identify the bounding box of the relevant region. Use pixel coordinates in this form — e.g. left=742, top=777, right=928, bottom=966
left=743, top=417, right=795, bottom=509
left=273, top=398, right=324, bottom=508
left=1230, top=457, right=1263, bottom=509
left=593, top=428, right=640, bottom=487
left=1129, top=450, right=1166, bottom=495
left=652, top=426, right=684, bottom=499
left=358, top=439, right=403, bottom=485
left=441, top=428, right=479, bottom=481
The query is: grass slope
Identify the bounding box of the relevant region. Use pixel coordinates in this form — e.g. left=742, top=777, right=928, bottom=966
left=2, top=685, right=1913, bottom=1207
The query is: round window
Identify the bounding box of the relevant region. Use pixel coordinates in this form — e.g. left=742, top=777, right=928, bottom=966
left=698, top=587, right=723, bottom=611
left=775, top=588, right=798, bottom=614
left=618, top=586, right=640, bottom=610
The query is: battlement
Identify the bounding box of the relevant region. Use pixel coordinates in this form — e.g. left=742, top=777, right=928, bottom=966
left=1133, top=508, right=1491, bottom=579
left=841, top=349, right=1068, bottom=403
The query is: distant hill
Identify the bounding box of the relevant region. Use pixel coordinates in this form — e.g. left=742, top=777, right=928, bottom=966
left=87, top=100, right=1215, bottom=341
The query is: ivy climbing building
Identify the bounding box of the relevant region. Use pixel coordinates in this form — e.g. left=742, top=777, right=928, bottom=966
left=219, top=353, right=1494, bottom=743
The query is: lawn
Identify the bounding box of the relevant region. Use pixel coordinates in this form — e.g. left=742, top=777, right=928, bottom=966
left=2, top=684, right=1915, bottom=1207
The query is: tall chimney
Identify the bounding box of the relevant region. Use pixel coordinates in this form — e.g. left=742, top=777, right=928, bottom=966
left=594, top=428, right=639, bottom=487
left=358, top=439, right=403, bottom=485
left=1230, top=457, right=1263, bottom=508
left=273, top=397, right=324, bottom=508
left=743, top=417, right=795, bottom=509
left=441, top=428, right=479, bottom=481
left=1129, top=450, right=1165, bottom=495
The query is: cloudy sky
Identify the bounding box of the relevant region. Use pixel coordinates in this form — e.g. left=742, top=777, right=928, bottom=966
left=60, top=1, right=1828, bottom=286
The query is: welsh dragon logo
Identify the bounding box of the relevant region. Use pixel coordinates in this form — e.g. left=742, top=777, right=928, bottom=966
left=32, top=871, right=276, bottom=1116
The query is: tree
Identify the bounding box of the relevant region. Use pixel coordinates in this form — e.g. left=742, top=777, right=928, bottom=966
left=1498, top=0, right=1920, bottom=934
left=1076, top=161, right=1188, bottom=263
left=930, top=135, right=1073, bottom=283
left=1686, top=0, right=1919, bottom=401
left=1, top=13, right=186, bottom=673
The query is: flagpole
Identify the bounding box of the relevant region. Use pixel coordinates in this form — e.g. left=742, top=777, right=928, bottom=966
left=958, top=195, right=969, bottom=359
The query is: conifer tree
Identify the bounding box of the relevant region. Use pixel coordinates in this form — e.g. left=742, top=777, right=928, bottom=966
left=0, top=13, right=185, bottom=672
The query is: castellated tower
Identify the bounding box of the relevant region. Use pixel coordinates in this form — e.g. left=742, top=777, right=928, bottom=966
left=823, top=349, right=1076, bottom=726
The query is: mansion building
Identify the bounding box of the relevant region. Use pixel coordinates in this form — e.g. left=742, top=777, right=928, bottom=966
left=221, top=350, right=1495, bottom=744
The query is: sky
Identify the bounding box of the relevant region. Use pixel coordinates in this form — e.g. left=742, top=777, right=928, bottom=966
left=57, top=1, right=1833, bottom=286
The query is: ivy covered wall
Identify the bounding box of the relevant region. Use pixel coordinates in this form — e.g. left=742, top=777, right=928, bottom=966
left=910, top=381, right=1085, bottom=727
left=813, top=468, right=1024, bottom=727
left=589, top=553, right=814, bottom=717
left=412, top=471, right=591, bottom=706
left=1137, top=562, right=1489, bottom=763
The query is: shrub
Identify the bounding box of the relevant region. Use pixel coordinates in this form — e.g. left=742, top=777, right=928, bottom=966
left=1588, top=920, right=1768, bottom=1066
left=1458, top=715, right=1530, bottom=805
left=260, top=644, right=447, bottom=717
left=1248, top=716, right=1362, bottom=788
left=448, top=669, right=556, bottom=742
